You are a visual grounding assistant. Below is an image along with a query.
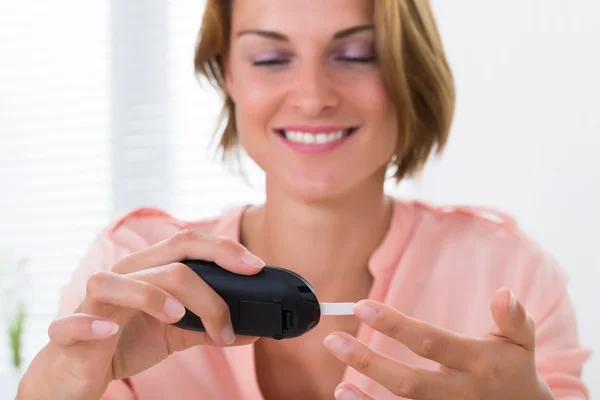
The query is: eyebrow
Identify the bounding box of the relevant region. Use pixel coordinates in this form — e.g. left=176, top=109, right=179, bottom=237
left=236, top=24, right=374, bottom=41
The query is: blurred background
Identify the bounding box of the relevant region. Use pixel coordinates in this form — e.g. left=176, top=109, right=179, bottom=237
left=0, top=0, right=598, bottom=398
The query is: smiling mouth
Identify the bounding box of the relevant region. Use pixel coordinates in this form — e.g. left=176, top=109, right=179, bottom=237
left=275, top=127, right=358, bottom=145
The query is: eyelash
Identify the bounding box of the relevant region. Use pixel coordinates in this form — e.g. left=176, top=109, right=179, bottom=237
left=252, top=56, right=376, bottom=67
left=339, top=56, right=376, bottom=63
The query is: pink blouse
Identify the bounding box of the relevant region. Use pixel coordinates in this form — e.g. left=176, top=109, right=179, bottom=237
left=57, top=198, right=592, bottom=399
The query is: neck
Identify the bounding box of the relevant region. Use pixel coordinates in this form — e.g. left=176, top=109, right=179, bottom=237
left=240, top=176, right=393, bottom=301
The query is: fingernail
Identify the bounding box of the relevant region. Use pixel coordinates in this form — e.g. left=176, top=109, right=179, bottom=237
left=353, top=302, right=378, bottom=324
left=324, top=334, right=351, bottom=356
left=164, top=298, right=186, bottom=319
left=508, top=289, right=517, bottom=312
left=91, top=320, right=119, bottom=336
left=220, top=323, right=236, bottom=345
left=335, top=388, right=359, bottom=400
left=241, top=251, right=265, bottom=269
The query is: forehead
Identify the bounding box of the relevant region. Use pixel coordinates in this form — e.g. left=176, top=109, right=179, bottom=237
left=231, top=0, right=374, bottom=35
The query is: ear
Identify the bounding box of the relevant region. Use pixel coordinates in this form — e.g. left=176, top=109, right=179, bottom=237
left=222, top=53, right=235, bottom=100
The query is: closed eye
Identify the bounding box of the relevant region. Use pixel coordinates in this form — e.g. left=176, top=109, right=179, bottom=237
left=337, top=56, right=376, bottom=63
left=252, top=56, right=376, bottom=67
left=252, top=59, right=289, bottom=66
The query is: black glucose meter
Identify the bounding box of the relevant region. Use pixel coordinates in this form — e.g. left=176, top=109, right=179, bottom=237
left=172, top=260, right=324, bottom=340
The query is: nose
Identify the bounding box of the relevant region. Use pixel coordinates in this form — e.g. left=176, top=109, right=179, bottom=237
left=289, top=61, right=339, bottom=117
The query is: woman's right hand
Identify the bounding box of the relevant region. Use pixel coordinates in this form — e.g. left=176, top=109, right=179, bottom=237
left=18, top=230, right=265, bottom=400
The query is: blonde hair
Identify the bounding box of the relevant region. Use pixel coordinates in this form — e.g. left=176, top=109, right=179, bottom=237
left=194, top=0, right=455, bottom=181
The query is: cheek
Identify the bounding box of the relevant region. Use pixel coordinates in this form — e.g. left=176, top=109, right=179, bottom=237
left=231, top=68, right=284, bottom=131
left=235, top=87, right=275, bottom=131
left=230, top=68, right=287, bottom=164
left=343, top=73, right=398, bottom=149
left=231, top=67, right=278, bottom=147
left=349, top=74, right=393, bottom=122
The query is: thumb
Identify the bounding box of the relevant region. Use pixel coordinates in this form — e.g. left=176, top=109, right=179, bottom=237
left=490, top=287, right=536, bottom=351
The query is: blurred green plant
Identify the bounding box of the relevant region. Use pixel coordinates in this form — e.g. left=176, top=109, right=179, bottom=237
left=1, top=255, right=29, bottom=371
left=7, top=302, right=25, bottom=369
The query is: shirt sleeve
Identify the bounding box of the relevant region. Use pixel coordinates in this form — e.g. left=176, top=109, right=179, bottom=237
left=453, top=205, right=593, bottom=399
left=56, top=216, right=147, bottom=399
left=57, top=226, right=129, bottom=317
left=519, top=242, right=593, bottom=399
left=57, top=207, right=173, bottom=317
left=534, top=289, right=592, bottom=399
left=56, top=207, right=222, bottom=400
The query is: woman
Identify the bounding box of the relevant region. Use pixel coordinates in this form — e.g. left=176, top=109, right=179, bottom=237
left=18, top=0, right=591, bottom=399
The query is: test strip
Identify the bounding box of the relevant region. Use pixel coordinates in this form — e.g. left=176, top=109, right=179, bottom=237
left=319, top=302, right=356, bottom=316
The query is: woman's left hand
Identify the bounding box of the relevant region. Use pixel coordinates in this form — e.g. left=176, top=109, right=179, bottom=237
left=324, top=287, right=555, bottom=400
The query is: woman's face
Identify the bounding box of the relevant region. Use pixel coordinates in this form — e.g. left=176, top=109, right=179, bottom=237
left=226, top=0, right=398, bottom=201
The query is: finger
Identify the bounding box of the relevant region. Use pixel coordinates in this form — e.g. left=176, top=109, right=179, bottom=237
left=335, top=383, right=375, bottom=400
left=48, top=314, right=119, bottom=346
left=85, top=270, right=187, bottom=324
left=490, top=287, right=535, bottom=351
left=165, top=324, right=257, bottom=353
left=353, top=300, right=482, bottom=372
left=324, top=332, right=459, bottom=400
left=128, top=262, right=237, bottom=346
left=113, top=229, right=265, bottom=274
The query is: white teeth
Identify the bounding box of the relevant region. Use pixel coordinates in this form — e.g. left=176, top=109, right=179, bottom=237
left=283, top=130, right=347, bottom=144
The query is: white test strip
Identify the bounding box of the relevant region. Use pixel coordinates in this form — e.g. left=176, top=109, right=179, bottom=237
left=319, top=302, right=356, bottom=316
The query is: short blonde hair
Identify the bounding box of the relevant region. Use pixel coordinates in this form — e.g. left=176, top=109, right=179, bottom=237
left=194, top=0, right=455, bottom=182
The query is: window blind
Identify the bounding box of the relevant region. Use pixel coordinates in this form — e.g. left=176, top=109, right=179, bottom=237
left=0, top=0, right=414, bottom=376
left=0, top=0, right=272, bottom=374
left=166, top=1, right=268, bottom=220
left=0, top=1, right=112, bottom=373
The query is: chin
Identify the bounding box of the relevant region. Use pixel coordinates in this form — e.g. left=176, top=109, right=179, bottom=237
left=248, top=143, right=392, bottom=203
left=274, top=170, right=371, bottom=204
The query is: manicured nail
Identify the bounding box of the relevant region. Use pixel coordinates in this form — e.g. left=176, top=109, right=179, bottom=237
left=91, top=320, right=119, bottom=336
left=220, top=323, right=236, bottom=345
left=335, top=388, right=359, bottom=400
left=508, top=289, right=517, bottom=312
left=241, top=251, right=265, bottom=269
left=353, top=302, right=378, bottom=324
left=164, top=298, right=186, bottom=319
left=324, top=334, right=351, bottom=356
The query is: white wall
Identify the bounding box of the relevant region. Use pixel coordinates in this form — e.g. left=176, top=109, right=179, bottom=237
left=420, top=0, right=599, bottom=393
left=0, top=0, right=113, bottom=384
